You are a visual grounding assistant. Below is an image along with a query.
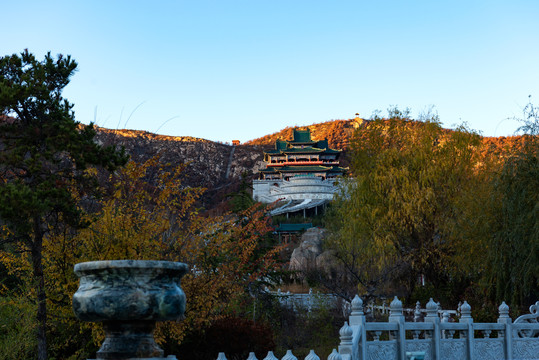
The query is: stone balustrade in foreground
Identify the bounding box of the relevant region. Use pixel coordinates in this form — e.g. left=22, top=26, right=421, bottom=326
left=218, top=295, right=539, bottom=360
left=70, top=261, right=539, bottom=360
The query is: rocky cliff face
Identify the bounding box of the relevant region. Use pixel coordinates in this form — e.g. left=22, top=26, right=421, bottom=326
left=93, top=126, right=268, bottom=208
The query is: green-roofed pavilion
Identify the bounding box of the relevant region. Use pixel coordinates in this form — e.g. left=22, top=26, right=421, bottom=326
left=258, top=128, right=346, bottom=181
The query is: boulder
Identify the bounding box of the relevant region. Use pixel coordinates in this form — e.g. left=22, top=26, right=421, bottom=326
left=315, top=249, right=337, bottom=272
left=289, top=227, right=326, bottom=271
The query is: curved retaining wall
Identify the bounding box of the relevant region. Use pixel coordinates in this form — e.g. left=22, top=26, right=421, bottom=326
left=253, top=177, right=337, bottom=203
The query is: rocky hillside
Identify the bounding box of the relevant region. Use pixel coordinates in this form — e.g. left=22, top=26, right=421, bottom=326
left=92, top=117, right=364, bottom=208
left=93, top=119, right=527, bottom=210
left=94, top=126, right=267, bottom=208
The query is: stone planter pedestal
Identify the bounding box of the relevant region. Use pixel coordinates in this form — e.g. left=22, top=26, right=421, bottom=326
left=72, top=260, right=188, bottom=360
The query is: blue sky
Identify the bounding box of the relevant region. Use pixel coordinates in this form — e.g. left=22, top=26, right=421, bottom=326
left=3, top=0, right=538, bottom=142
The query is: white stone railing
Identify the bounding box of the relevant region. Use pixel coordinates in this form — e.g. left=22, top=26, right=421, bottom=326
left=264, top=289, right=455, bottom=320
left=218, top=296, right=539, bottom=360
left=366, top=300, right=458, bottom=321
left=341, top=296, right=539, bottom=360
left=265, top=288, right=340, bottom=313
left=217, top=349, right=343, bottom=360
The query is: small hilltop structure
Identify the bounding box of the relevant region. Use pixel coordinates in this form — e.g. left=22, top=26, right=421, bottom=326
left=253, top=128, right=347, bottom=217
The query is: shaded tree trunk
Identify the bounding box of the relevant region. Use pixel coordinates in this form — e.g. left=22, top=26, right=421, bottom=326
left=31, top=219, right=47, bottom=360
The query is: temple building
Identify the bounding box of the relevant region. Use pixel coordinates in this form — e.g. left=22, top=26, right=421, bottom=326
left=253, top=129, right=347, bottom=216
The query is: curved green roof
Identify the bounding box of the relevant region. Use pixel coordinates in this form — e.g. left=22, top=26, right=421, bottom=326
left=276, top=165, right=333, bottom=172
left=264, top=147, right=340, bottom=155
left=281, top=146, right=324, bottom=154
left=258, top=166, right=347, bottom=176
left=275, top=223, right=313, bottom=232
left=265, top=149, right=284, bottom=154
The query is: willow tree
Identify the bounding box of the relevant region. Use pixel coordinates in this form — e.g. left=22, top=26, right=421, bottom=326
left=0, top=50, right=127, bottom=360
left=487, top=99, right=539, bottom=309
left=325, top=108, right=484, bottom=301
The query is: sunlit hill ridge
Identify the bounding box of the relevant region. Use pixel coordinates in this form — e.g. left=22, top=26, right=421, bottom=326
left=94, top=118, right=527, bottom=209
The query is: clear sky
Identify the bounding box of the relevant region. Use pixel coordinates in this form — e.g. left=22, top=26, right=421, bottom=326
left=3, top=0, right=539, bottom=142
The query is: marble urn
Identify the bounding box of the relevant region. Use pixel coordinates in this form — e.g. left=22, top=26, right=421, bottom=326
left=72, top=260, right=188, bottom=360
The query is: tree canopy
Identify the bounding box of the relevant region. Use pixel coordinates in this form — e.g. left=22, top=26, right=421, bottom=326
left=39, top=157, right=282, bottom=358
left=0, top=51, right=284, bottom=360
left=0, top=50, right=127, bottom=360
left=324, top=108, right=485, bottom=302
left=487, top=98, right=538, bottom=308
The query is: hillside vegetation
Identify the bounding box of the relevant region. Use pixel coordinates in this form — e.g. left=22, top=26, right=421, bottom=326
left=2, top=51, right=535, bottom=360
left=246, top=118, right=363, bottom=150
left=89, top=118, right=533, bottom=216
left=246, top=117, right=528, bottom=160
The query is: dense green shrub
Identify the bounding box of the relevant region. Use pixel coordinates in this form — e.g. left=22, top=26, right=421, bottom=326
left=0, top=296, right=36, bottom=360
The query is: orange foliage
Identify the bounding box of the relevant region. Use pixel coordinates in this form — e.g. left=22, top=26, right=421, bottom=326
left=247, top=118, right=528, bottom=162
left=246, top=119, right=358, bottom=150
left=39, top=156, right=284, bottom=353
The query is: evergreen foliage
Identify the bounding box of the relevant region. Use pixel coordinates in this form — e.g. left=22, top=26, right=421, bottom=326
left=227, top=172, right=255, bottom=213
left=0, top=50, right=127, bottom=360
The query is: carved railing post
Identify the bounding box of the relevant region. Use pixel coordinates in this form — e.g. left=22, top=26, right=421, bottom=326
left=338, top=321, right=353, bottom=360
left=425, top=298, right=439, bottom=322
left=349, top=295, right=366, bottom=360
left=305, top=350, right=320, bottom=360
left=497, top=302, right=512, bottom=359
left=458, top=301, right=474, bottom=359
left=349, top=295, right=365, bottom=325
left=424, top=299, right=440, bottom=359
left=497, top=301, right=511, bottom=324
left=282, top=349, right=298, bottom=360
left=389, top=296, right=405, bottom=360
left=441, top=311, right=449, bottom=339
left=459, top=301, right=473, bottom=324
left=389, top=296, right=405, bottom=323
left=264, top=351, right=278, bottom=360
left=414, top=301, right=422, bottom=323
left=328, top=349, right=342, bottom=360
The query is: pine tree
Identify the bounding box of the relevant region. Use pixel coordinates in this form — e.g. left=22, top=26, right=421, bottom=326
left=0, top=50, right=127, bottom=360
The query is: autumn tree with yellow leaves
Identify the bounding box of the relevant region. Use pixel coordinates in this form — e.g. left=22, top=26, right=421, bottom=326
left=1, top=156, right=282, bottom=359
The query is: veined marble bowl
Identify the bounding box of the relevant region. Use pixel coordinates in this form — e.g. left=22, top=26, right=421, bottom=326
left=72, top=260, right=188, bottom=322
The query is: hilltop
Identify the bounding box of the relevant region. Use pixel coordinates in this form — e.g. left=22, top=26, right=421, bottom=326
left=246, top=117, right=527, bottom=159
left=246, top=117, right=364, bottom=150
left=93, top=119, right=528, bottom=210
